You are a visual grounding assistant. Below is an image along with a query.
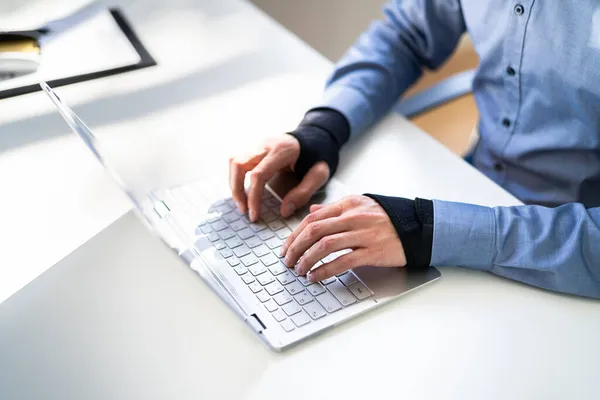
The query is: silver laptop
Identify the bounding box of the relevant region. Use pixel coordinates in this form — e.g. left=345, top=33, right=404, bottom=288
left=40, top=80, right=441, bottom=351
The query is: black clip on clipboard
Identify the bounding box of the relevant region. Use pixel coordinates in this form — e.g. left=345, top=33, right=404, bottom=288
left=0, top=7, right=156, bottom=100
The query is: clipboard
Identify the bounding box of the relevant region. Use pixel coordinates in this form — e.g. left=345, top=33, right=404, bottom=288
left=0, top=8, right=156, bottom=100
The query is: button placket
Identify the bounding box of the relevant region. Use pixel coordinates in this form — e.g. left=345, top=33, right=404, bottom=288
left=494, top=0, right=535, bottom=179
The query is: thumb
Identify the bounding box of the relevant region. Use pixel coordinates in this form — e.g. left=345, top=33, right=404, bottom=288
left=280, top=162, right=330, bottom=218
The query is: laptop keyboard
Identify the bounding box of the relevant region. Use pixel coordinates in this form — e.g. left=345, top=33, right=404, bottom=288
left=169, top=187, right=373, bottom=333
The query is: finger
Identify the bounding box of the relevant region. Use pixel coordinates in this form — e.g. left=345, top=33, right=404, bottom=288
left=283, top=216, right=352, bottom=270
left=295, top=231, right=363, bottom=276
left=281, top=201, right=344, bottom=257
left=307, top=249, right=367, bottom=283
left=280, top=161, right=329, bottom=218
left=310, top=204, right=326, bottom=213
left=247, top=151, right=287, bottom=222
left=229, top=151, right=266, bottom=213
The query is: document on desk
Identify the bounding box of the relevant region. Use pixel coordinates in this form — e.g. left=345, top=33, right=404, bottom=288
left=0, top=10, right=141, bottom=92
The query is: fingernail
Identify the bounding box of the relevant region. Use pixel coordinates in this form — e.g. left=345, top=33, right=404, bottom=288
left=281, top=243, right=288, bottom=256
left=283, top=202, right=296, bottom=217
left=295, top=263, right=303, bottom=276
left=307, top=271, right=316, bottom=282
left=249, top=209, right=256, bottom=221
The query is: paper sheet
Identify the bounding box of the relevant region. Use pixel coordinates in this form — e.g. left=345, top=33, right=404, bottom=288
left=0, top=10, right=141, bottom=92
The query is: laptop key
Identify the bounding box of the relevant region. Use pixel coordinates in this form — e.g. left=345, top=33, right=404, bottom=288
left=257, top=273, right=275, bottom=286
left=272, top=309, right=287, bottom=322
left=268, top=261, right=287, bottom=276
left=264, top=299, right=278, bottom=312
left=276, top=271, right=295, bottom=285
left=265, top=237, right=283, bottom=249
left=297, top=275, right=311, bottom=286
left=216, top=204, right=233, bottom=214
left=227, top=258, right=240, bottom=267
left=233, top=245, right=251, bottom=258
left=321, top=276, right=337, bottom=285
left=327, top=281, right=357, bottom=306
left=280, top=319, right=295, bottom=332
left=249, top=222, right=267, bottom=232
left=274, top=247, right=284, bottom=258
left=315, top=292, right=342, bottom=313
left=256, top=291, right=270, bottom=303
left=347, top=282, right=372, bottom=300
left=230, top=220, right=247, bottom=232
left=252, top=244, right=270, bottom=258
left=285, top=281, right=304, bottom=295
left=275, top=227, right=292, bottom=240
left=339, top=271, right=358, bottom=287
left=225, top=237, right=243, bottom=249
left=219, top=248, right=233, bottom=258
left=207, top=232, right=220, bottom=242
left=294, top=291, right=313, bottom=305
left=273, top=291, right=293, bottom=306
left=267, top=220, right=285, bottom=231
left=260, top=253, right=278, bottom=267
left=214, top=241, right=226, bottom=250
left=257, top=230, right=275, bottom=241
left=210, top=220, right=228, bottom=232
left=237, top=228, right=254, bottom=240
left=245, top=236, right=262, bottom=249
left=304, top=301, right=327, bottom=320
left=282, top=301, right=302, bottom=316
left=265, top=281, right=284, bottom=296
left=222, top=212, right=239, bottom=223
left=291, top=310, right=311, bottom=327
left=200, top=224, right=214, bottom=234
left=234, top=266, right=246, bottom=276
left=241, top=254, right=259, bottom=267
left=307, top=283, right=326, bottom=296
left=261, top=211, right=277, bottom=223
left=218, top=228, right=236, bottom=240
left=248, top=282, right=263, bottom=293
left=248, top=264, right=266, bottom=276
left=241, top=274, right=255, bottom=284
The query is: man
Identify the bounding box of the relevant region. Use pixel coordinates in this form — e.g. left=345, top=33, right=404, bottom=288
left=229, top=1, right=600, bottom=298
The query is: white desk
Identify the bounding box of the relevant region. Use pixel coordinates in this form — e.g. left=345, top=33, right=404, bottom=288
left=1, top=1, right=599, bottom=399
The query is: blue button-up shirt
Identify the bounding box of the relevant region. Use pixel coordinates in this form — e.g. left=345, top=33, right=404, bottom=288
left=317, top=0, right=600, bottom=298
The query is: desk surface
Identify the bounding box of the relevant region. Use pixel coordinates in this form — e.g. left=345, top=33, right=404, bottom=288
left=1, top=0, right=599, bottom=399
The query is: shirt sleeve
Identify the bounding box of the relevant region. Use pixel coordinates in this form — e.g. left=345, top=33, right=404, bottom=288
left=431, top=200, right=600, bottom=299
left=314, top=0, right=466, bottom=138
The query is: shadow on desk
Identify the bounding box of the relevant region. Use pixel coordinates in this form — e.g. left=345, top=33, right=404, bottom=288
left=0, top=47, right=286, bottom=154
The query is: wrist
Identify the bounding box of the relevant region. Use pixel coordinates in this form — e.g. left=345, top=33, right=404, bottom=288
left=363, top=194, right=434, bottom=268
left=287, top=107, right=349, bottom=182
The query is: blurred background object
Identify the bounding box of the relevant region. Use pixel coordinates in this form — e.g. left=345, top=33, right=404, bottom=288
left=251, top=0, right=479, bottom=156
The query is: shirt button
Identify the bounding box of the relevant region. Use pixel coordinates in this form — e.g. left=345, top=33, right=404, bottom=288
left=494, top=162, right=505, bottom=172
left=514, top=4, right=525, bottom=15
left=502, top=118, right=511, bottom=127
left=506, top=66, right=516, bottom=76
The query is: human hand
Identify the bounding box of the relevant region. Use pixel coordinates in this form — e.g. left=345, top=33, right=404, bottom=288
left=280, top=195, right=407, bottom=282
left=229, top=135, right=330, bottom=222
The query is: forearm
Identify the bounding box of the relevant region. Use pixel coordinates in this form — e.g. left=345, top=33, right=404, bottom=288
left=314, top=0, right=466, bottom=138
left=432, top=200, right=600, bottom=298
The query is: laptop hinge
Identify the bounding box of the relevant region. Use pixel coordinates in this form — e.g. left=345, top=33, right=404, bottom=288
left=153, top=200, right=170, bottom=219
left=247, top=314, right=265, bottom=333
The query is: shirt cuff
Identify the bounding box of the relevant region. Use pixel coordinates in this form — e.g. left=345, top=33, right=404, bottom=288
left=287, top=108, right=350, bottom=181
left=364, top=194, right=434, bottom=268
left=315, top=85, right=375, bottom=138
left=431, top=200, right=496, bottom=270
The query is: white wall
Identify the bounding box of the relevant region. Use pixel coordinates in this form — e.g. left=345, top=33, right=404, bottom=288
left=250, top=0, right=386, bottom=61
